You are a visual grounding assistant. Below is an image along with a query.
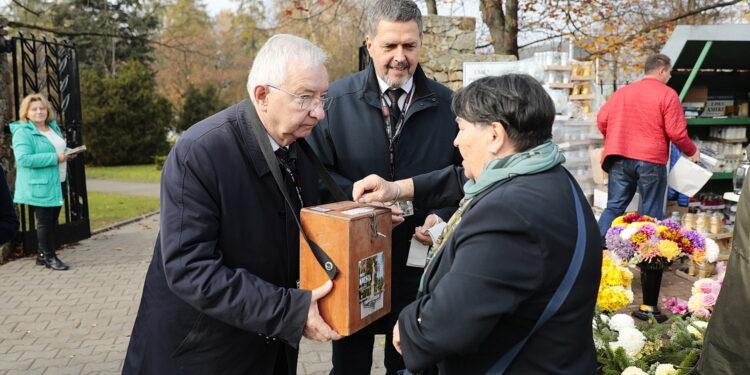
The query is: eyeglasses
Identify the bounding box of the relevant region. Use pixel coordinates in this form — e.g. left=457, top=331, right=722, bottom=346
left=267, top=85, right=332, bottom=111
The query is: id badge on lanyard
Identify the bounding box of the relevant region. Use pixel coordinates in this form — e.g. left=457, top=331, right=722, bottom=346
left=380, top=85, right=415, bottom=179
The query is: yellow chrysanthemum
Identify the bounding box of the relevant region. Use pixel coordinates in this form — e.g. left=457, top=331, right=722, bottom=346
left=597, top=286, right=633, bottom=312
left=658, top=240, right=681, bottom=260
left=620, top=268, right=633, bottom=284
left=604, top=271, right=625, bottom=287
left=612, top=216, right=626, bottom=227
left=631, top=232, right=648, bottom=245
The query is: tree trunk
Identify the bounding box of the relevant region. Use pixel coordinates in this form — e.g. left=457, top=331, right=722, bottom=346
left=480, top=0, right=519, bottom=58
left=502, top=0, right=518, bottom=56
left=425, top=0, right=437, bottom=15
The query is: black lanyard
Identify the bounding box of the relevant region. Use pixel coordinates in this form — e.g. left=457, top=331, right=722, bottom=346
left=380, top=84, right=415, bottom=179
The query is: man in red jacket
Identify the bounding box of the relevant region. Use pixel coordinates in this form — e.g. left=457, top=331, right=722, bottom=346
left=597, top=54, right=700, bottom=237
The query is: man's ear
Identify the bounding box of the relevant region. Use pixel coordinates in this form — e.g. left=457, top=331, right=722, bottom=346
left=365, top=35, right=374, bottom=56
left=253, top=85, right=269, bottom=110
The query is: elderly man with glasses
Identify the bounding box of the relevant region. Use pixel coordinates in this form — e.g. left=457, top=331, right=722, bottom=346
left=124, top=34, right=342, bottom=375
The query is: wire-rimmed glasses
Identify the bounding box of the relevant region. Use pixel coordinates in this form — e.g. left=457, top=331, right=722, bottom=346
left=267, top=85, right=332, bottom=111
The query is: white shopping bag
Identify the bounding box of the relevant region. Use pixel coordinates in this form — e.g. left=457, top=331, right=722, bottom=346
left=667, top=155, right=714, bottom=197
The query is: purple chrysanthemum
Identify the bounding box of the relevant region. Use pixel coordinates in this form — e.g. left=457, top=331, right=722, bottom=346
left=609, top=236, right=637, bottom=262
left=660, top=219, right=681, bottom=230
left=637, top=224, right=658, bottom=237
left=682, top=230, right=705, bottom=249
left=605, top=226, right=626, bottom=249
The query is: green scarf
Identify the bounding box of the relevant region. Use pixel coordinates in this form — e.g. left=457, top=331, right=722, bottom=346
left=462, top=141, right=566, bottom=199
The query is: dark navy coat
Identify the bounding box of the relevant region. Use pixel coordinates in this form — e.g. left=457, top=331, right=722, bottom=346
left=123, top=101, right=317, bottom=375
left=400, top=165, right=601, bottom=374
left=308, top=64, right=461, bottom=322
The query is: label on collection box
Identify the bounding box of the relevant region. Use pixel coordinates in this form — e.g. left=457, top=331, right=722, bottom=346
left=358, top=252, right=385, bottom=319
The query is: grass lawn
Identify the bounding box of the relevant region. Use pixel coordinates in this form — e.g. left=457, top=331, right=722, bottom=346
left=86, top=164, right=162, bottom=183
left=88, top=192, right=160, bottom=230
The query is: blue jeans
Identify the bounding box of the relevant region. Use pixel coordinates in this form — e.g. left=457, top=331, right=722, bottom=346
left=598, top=157, right=667, bottom=238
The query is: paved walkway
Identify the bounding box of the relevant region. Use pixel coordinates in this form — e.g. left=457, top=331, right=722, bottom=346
left=1, top=177, right=692, bottom=374
left=85, top=179, right=160, bottom=198
left=0, top=215, right=385, bottom=375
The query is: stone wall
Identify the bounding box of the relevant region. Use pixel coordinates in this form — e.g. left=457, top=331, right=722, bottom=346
left=0, top=16, right=17, bottom=261
left=420, top=15, right=517, bottom=90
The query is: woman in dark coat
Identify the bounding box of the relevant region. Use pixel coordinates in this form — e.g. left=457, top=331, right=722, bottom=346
left=353, top=74, right=602, bottom=374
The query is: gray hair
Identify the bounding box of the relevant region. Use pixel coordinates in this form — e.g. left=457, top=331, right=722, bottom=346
left=366, top=0, right=423, bottom=38
left=246, top=34, right=328, bottom=100
left=644, top=54, right=671, bottom=74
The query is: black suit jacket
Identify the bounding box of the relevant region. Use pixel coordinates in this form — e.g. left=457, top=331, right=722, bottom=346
left=308, top=64, right=460, bottom=318
left=399, top=165, right=601, bottom=374
left=123, top=100, right=316, bottom=375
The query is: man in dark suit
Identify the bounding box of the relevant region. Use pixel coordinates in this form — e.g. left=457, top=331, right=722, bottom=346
left=308, top=1, right=459, bottom=373
left=123, top=34, right=341, bottom=375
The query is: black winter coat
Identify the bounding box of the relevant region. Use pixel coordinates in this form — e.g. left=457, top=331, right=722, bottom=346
left=399, top=165, right=601, bottom=374
left=308, top=64, right=461, bottom=317
left=123, top=101, right=316, bottom=375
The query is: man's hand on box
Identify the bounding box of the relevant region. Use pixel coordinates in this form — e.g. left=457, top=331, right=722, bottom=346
left=303, top=280, right=344, bottom=342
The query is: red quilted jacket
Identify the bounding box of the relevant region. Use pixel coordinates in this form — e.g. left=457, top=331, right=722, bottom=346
left=597, top=77, right=697, bottom=166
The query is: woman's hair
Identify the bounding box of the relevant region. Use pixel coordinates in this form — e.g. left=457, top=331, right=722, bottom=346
left=246, top=34, right=328, bottom=100
left=451, top=74, right=555, bottom=152
left=18, top=93, right=55, bottom=123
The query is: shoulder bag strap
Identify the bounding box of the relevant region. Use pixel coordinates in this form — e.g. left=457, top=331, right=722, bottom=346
left=245, top=103, right=339, bottom=280
left=487, top=175, right=587, bottom=374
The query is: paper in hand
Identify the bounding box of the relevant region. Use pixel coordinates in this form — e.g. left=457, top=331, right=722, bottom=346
left=65, top=145, right=87, bottom=156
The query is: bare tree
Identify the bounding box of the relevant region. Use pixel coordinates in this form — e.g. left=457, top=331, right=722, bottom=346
left=425, top=0, right=438, bottom=15
left=480, top=0, right=518, bottom=57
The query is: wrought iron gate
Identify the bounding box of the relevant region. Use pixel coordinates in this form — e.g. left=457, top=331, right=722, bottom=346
left=6, top=33, right=90, bottom=254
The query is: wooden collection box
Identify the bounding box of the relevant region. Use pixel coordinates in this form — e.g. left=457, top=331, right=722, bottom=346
left=300, top=201, right=392, bottom=336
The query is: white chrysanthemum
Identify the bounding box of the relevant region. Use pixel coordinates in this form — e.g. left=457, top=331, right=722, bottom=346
left=600, top=314, right=610, bottom=323
left=655, top=363, right=677, bottom=375
left=611, top=327, right=646, bottom=357
left=620, top=227, right=638, bottom=241
left=705, top=238, right=720, bottom=263
left=621, top=366, right=648, bottom=375
left=608, top=314, right=635, bottom=332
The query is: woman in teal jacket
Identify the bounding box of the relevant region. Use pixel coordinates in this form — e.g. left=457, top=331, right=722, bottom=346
left=11, top=94, right=75, bottom=270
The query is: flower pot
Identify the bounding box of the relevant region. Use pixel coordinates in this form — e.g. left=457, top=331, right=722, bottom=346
left=632, top=265, right=668, bottom=323
left=687, top=260, right=697, bottom=276
left=695, top=261, right=716, bottom=278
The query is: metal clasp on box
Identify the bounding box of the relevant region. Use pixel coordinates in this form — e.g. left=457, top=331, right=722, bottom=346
left=369, top=213, right=386, bottom=242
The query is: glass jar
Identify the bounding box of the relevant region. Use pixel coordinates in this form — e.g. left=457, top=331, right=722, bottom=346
left=710, top=213, right=722, bottom=234
left=695, top=212, right=708, bottom=233
left=733, top=160, right=750, bottom=194
left=682, top=213, right=696, bottom=230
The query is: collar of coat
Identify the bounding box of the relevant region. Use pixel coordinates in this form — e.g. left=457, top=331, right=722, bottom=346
left=361, top=62, right=435, bottom=109
left=233, top=99, right=299, bottom=179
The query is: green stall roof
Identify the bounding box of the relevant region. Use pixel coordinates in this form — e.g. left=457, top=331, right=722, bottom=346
left=661, top=25, right=750, bottom=70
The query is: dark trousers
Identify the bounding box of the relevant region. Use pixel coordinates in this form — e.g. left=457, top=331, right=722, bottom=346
left=34, top=205, right=61, bottom=254
left=330, top=314, right=404, bottom=375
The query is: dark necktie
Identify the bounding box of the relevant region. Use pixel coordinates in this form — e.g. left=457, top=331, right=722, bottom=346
left=386, top=88, right=404, bottom=137
left=274, top=147, right=301, bottom=209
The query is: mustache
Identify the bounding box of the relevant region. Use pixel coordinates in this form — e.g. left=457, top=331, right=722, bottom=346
left=387, top=61, right=410, bottom=70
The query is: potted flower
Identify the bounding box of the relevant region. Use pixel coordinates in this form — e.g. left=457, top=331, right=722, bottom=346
left=604, top=213, right=707, bottom=322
